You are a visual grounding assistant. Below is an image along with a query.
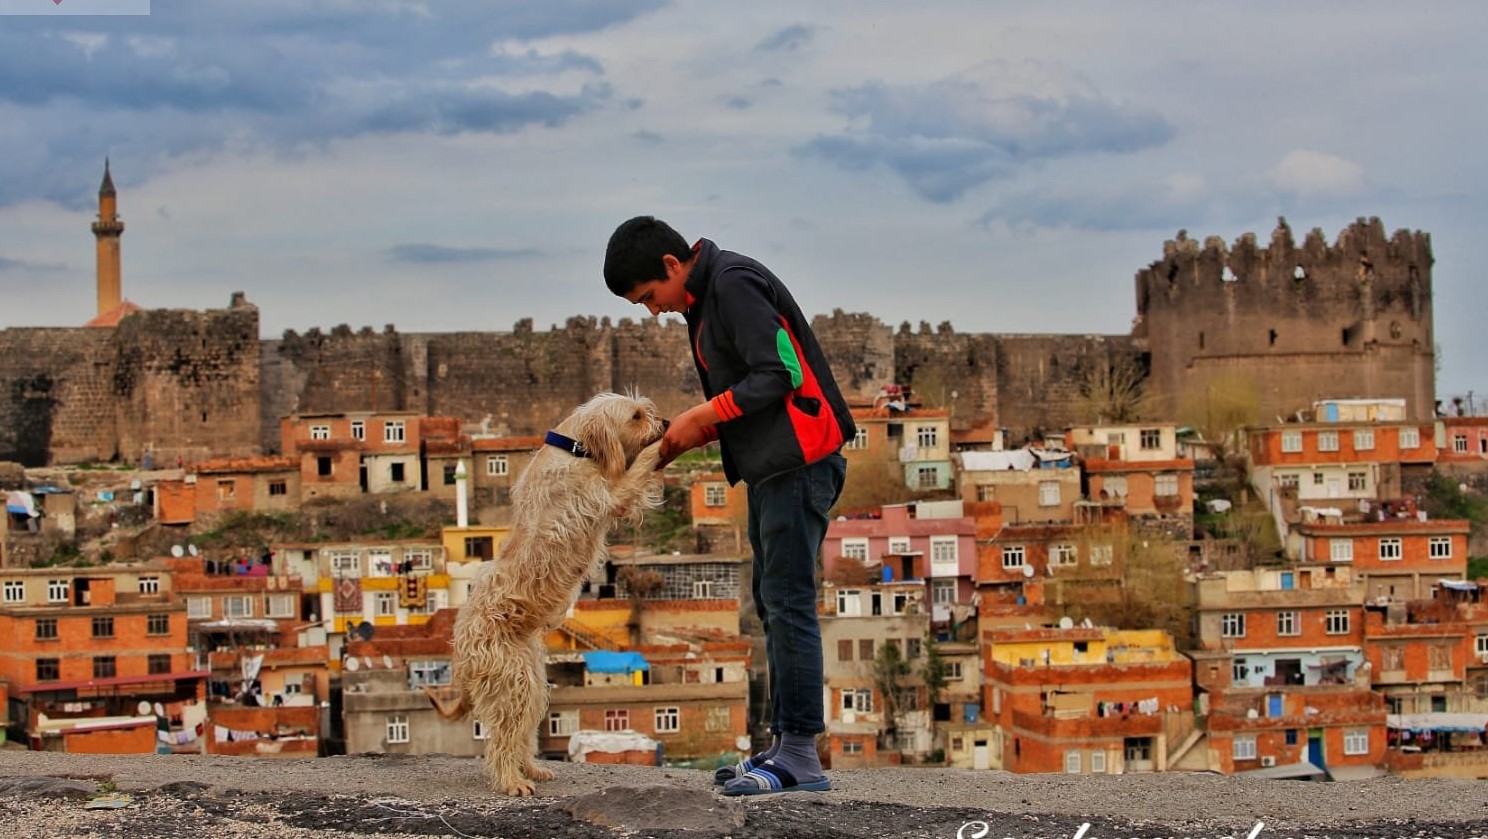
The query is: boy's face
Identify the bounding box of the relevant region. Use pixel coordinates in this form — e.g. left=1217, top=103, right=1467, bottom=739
left=623, top=253, right=691, bottom=316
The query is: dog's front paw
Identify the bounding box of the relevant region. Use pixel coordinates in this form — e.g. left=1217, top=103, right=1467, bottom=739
left=634, top=440, right=663, bottom=472
left=501, top=778, right=537, bottom=797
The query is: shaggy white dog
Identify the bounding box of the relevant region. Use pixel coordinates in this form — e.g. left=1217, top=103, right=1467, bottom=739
left=432, top=392, right=666, bottom=796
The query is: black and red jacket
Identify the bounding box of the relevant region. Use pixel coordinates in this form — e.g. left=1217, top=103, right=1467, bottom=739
left=683, top=238, right=856, bottom=485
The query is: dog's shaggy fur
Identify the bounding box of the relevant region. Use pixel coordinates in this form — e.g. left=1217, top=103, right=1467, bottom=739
left=431, top=392, right=666, bottom=796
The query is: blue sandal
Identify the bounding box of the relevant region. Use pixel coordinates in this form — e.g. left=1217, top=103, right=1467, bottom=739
left=720, top=760, right=831, bottom=796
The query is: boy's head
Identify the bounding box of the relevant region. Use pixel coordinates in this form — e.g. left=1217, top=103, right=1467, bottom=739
left=604, top=216, right=691, bottom=297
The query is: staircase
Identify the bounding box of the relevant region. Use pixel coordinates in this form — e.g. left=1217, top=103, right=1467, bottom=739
left=558, top=618, right=614, bottom=651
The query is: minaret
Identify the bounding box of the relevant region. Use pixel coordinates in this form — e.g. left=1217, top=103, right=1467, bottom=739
left=92, top=158, right=125, bottom=317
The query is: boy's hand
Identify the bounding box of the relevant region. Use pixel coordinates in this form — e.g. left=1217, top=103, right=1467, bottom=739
left=658, top=403, right=720, bottom=467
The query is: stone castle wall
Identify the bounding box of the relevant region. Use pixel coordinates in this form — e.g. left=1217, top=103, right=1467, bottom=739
left=0, top=219, right=1438, bottom=466
left=1136, top=216, right=1435, bottom=422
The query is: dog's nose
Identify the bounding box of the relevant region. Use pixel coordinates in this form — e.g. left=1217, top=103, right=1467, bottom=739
left=660, top=418, right=671, bottom=431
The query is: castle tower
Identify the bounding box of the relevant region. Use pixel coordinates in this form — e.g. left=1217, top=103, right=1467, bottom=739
left=91, top=158, right=125, bottom=317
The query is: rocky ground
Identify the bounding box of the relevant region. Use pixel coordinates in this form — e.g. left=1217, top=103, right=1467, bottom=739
left=1, top=751, right=1486, bottom=838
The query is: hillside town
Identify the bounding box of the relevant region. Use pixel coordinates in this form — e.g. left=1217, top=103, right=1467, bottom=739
left=2, top=166, right=1485, bottom=783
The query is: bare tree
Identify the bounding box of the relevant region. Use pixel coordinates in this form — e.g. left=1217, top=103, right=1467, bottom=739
left=1076, top=354, right=1150, bottom=424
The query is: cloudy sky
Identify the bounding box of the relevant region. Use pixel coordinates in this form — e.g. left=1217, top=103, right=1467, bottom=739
left=1, top=1, right=1484, bottom=401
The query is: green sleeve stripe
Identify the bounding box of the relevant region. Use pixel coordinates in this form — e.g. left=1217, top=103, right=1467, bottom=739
left=775, top=327, right=803, bottom=389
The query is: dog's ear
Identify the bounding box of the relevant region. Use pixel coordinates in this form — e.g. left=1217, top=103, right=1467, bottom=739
left=575, top=405, right=626, bottom=481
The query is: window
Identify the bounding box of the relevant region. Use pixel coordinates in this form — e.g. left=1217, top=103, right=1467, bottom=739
left=1313, top=472, right=1325, bottom=486
left=1280, top=430, right=1302, bottom=453
left=93, top=656, right=116, bottom=679
left=464, top=537, right=493, bottom=561
left=147, top=613, right=170, bottom=635
left=1343, top=729, right=1369, bottom=756
left=1139, top=428, right=1161, bottom=450
left=859, top=639, right=874, bottom=661
left=1038, top=481, right=1060, bottom=507
left=1089, top=544, right=1114, bottom=566
left=374, top=592, right=397, bottom=617
left=841, top=539, right=869, bottom=562
left=1325, top=609, right=1350, bottom=635
left=1347, top=471, right=1367, bottom=491
left=705, top=705, right=731, bottom=733
left=1103, top=475, right=1127, bottom=497
left=269, top=481, right=287, bottom=496
left=35, top=618, right=57, bottom=640
left=3, top=580, right=23, bottom=603
left=1400, top=426, right=1420, bottom=448
left=92, top=616, right=114, bottom=638
left=330, top=551, right=361, bottom=577
left=1429, top=537, right=1452, bottom=559
left=838, top=639, right=854, bottom=662
left=1477, top=634, right=1488, bottom=658
left=1278, top=473, right=1300, bottom=490
left=1353, top=429, right=1374, bottom=451
left=1381, top=646, right=1405, bottom=671
left=976, top=484, right=995, bottom=502
left=404, top=550, right=434, bottom=573
left=442, top=465, right=457, bottom=485
left=473, top=720, right=489, bottom=740
left=407, top=660, right=451, bottom=686
left=1221, top=613, right=1246, bottom=638
left=266, top=594, right=295, bottom=618
left=350, top=420, right=365, bottom=441
left=930, top=535, right=957, bottom=563
left=1317, top=430, right=1339, bottom=452
left=386, top=715, right=410, bottom=744
left=1455, top=434, right=1468, bottom=454
left=486, top=455, right=509, bottom=477
left=384, top=421, right=406, bottom=443
left=224, top=595, right=253, bottom=618
left=36, top=658, right=59, bottom=681
left=369, top=550, right=395, bottom=577
left=835, top=589, right=862, bottom=616
left=310, top=425, right=330, bottom=440
left=47, top=579, right=68, bottom=603
left=1330, top=539, right=1354, bottom=563
left=1064, top=750, right=1082, bottom=773
left=390, top=462, right=406, bottom=483
left=217, top=480, right=237, bottom=501
left=916, top=426, right=938, bottom=448
left=916, top=466, right=937, bottom=488
left=888, top=536, right=912, bottom=555
left=1379, top=538, right=1402, bottom=561
left=1232, top=735, right=1257, bottom=760
left=1155, top=473, right=1178, bottom=497
left=842, top=688, right=872, bottom=713
left=842, top=740, right=864, bottom=755
left=549, top=710, right=579, bottom=737
left=846, top=427, right=868, bottom=450
left=603, top=709, right=629, bottom=732
left=946, top=661, right=963, bottom=679
left=692, top=580, right=714, bottom=599
left=931, top=579, right=957, bottom=604
left=1051, top=544, right=1077, bottom=566
left=137, top=575, right=160, bottom=595
left=1090, top=750, right=1106, bottom=773
left=1105, top=432, right=1126, bottom=446
left=317, top=456, right=333, bottom=477
left=703, top=483, right=727, bottom=507
left=1001, top=545, right=1026, bottom=570
left=1277, top=611, right=1298, bottom=636
left=148, top=654, right=171, bottom=675
left=187, top=597, right=212, bottom=619
left=654, top=707, right=680, bottom=734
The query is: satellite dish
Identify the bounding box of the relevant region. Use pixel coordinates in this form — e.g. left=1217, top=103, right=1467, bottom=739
left=382, top=654, right=394, bottom=669
left=188, top=544, right=199, bottom=557
left=1059, top=616, right=1075, bottom=629
left=171, top=545, right=185, bottom=558
left=153, top=702, right=165, bottom=717
left=1022, top=565, right=1034, bottom=579
left=137, top=700, right=152, bottom=715
left=361, top=656, right=374, bottom=670
left=345, top=657, right=360, bottom=671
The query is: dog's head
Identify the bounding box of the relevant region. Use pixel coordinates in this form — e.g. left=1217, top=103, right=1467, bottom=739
left=560, top=391, right=666, bottom=481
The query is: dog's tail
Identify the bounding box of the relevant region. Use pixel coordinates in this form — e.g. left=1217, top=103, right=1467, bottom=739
left=420, top=684, right=469, bottom=720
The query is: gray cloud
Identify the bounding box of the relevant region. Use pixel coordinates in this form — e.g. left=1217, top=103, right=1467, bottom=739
left=755, top=25, right=815, bottom=53
left=387, top=244, right=542, bottom=264
left=0, top=254, right=65, bottom=272
left=800, top=60, right=1175, bottom=203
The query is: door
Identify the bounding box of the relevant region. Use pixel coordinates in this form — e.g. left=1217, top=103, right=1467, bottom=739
left=973, top=739, right=989, bottom=770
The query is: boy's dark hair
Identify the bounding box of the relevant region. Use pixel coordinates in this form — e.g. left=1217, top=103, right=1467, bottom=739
left=604, top=216, right=692, bottom=296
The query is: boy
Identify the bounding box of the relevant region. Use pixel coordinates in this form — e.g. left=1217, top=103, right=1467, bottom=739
left=604, top=216, right=855, bottom=795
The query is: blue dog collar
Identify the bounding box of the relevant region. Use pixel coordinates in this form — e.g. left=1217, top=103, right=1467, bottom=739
left=544, top=431, right=591, bottom=459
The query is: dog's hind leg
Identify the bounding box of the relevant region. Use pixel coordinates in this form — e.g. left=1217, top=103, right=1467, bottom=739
left=520, top=636, right=555, bottom=783
left=481, top=635, right=548, bottom=796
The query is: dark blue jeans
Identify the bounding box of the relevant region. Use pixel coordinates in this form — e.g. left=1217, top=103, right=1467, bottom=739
left=747, top=453, right=846, bottom=736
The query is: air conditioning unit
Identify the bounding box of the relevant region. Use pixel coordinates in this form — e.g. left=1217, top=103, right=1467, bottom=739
left=1260, top=756, right=1277, bottom=767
